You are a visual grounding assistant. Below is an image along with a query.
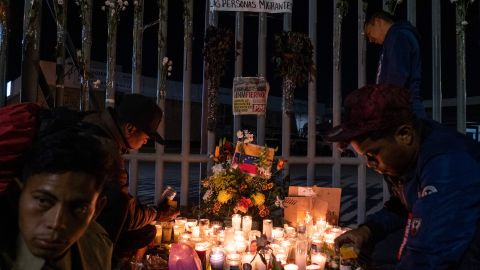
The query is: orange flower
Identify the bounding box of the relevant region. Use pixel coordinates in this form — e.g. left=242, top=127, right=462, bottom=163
left=213, top=146, right=220, bottom=161
left=213, top=202, right=222, bottom=213
left=276, top=159, right=285, bottom=171
left=262, top=183, right=273, bottom=190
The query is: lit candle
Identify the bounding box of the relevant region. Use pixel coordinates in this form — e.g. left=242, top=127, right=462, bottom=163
left=227, top=253, right=241, bottom=270
left=234, top=230, right=245, bottom=242
left=173, top=224, right=182, bottom=243
left=284, top=264, right=299, bottom=270
left=262, top=219, right=273, bottom=241
left=315, top=218, right=327, bottom=232
left=195, top=242, right=209, bottom=270
left=272, top=227, right=285, bottom=240
left=306, top=265, right=321, bottom=270
left=242, top=252, right=255, bottom=265
left=192, top=226, right=201, bottom=238
left=154, top=223, right=163, bottom=245
left=232, top=214, right=242, bottom=231
left=284, top=226, right=296, bottom=238
left=310, top=253, right=326, bottom=269
left=235, top=240, right=247, bottom=253
left=210, top=248, right=225, bottom=270
left=224, top=226, right=235, bottom=244
left=275, top=253, right=287, bottom=265
left=242, top=215, right=252, bottom=234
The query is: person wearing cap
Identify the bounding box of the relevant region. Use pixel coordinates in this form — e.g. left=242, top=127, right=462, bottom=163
left=364, top=11, right=427, bottom=119
left=326, top=84, right=480, bottom=269
left=82, top=94, right=176, bottom=265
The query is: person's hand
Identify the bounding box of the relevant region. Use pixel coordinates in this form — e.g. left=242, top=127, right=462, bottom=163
left=156, top=208, right=180, bottom=222
left=334, top=225, right=372, bottom=252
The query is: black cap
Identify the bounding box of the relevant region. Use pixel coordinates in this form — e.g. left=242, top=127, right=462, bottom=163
left=116, top=94, right=165, bottom=145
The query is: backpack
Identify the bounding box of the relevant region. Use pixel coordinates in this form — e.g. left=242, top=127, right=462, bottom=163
left=0, top=103, right=41, bottom=193
left=0, top=103, right=96, bottom=194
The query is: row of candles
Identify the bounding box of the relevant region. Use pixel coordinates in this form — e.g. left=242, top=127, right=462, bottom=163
left=161, top=213, right=348, bottom=270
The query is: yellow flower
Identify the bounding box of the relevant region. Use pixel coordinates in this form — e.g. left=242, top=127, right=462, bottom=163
left=251, top=192, right=265, bottom=206
left=217, top=190, right=232, bottom=204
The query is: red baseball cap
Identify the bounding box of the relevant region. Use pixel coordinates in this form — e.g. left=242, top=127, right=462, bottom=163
left=325, top=84, right=414, bottom=143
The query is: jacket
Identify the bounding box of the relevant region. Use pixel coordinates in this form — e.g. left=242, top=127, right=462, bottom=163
left=377, top=21, right=426, bottom=118
left=365, top=120, right=480, bottom=269
left=82, top=109, right=158, bottom=244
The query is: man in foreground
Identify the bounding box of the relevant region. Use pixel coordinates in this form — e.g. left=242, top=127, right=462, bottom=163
left=0, top=128, right=114, bottom=269
left=326, top=84, right=480, bottom=269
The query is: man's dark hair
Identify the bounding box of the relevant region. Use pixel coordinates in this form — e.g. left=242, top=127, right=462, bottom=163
left=365, top=10, right=395, bottom=26
left=23, top=128, right=113, bottom=190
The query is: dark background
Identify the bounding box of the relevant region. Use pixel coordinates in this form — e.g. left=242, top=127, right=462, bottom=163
left=6, top=0, right=480, bottom=120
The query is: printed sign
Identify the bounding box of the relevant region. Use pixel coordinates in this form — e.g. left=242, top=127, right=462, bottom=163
left=232, top=77, right=269, bottom=115
left=210, top=0, right=292, bottom=14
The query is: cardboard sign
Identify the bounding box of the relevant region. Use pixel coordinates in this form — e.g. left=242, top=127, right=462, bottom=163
left=284, top=186, right=342, bottom=225
left=232, top=143, right=274, bottom=177
left=283, top=196, right=328, bottom=226
left=232, top=77, right=269, bottom=115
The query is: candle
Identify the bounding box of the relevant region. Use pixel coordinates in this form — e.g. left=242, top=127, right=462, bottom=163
left=262, top=219, right=273, bottom=241
left=242, top=252, right=255, bottom=265
left=235, top=240, right=247, bottom=253
left=234, top=230, right=245, bottom=242
left=284, top=226, right=296, bottom=238
left=224, top=226, right=235, bottom=244
left=306, top=265, right=321, bottom=270
left=232, top=214, right=242, bottom=231
left=186, top=219, right=198, bottom=233
left=173, top=224, right=182, bottom=243
left=275, top=253, right=287, bottom=265
left=272, top=227, right=285, bottom=240
left=227, top=253, right=241, bottom=270
left=315, top=218, right=327, bottom=232
left=210, top=248, right=225, bottom=270
left=195, top=242, right=209, bottom=270
left=175, top=216, right=188, bottom=229
left=162, top=221, right=173, bottom=243
left=192, top=226, right=201, bottom=238
left=199, top=219, right=210, bottom=238
left=284, top=264, right=299, bottom=270
left=310, top=253, right=326, bottom=270
left=154, top=223, right=163, bottom=245
left=242, top=215, right=252, bottom=234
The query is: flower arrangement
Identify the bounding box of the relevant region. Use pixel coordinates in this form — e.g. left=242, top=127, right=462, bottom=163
left=198, top=130, right=285, bottom=222
left=273, top=31, right=315, bottom=115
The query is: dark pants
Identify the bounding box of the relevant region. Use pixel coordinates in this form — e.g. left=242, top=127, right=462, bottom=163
left=114, top=224, right=156, bottom=259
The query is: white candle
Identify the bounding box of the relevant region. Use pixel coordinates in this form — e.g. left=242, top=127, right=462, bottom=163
left=284, top=264, right=299, bottom=270
left=210, top=248, right=225, bottom=270
left=272, top=227, right=285, bottom=240
left=310, top=253, right=326, bottom=270
left=242, top=215, right=252, bottom=234
left=232, top=214, right=242, bottom=231
left=242, top=252, right=255, bottom=265
left=262, top=219, right=273, bottom=241
left=235, top=240, right=247, bottom=253
left=306, top=265, right=321, bottom=270
left=284, top=226, right=296, bottom=238
left=192, top=226, right=201, bottom=238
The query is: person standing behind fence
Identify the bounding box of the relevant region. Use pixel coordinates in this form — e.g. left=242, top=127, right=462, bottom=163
left=364, top=11, right=427, bottom=119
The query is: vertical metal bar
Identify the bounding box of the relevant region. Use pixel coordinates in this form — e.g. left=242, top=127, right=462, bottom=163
left=80, top=0, right=92, bottom=111
left=357, top=164, right=366, bottom=224
left=181, top=0, right=193, bottom=206
left=54, top=0, right=67, bottom=107
left=407, top=0, right=416, bottom=26
left=357, top=0, right=367, bottom=225
left=105, top=8, right=118, bottom=108
left=455, top=6, right=466, bottom=134
left=128, top=0, right=144, bottom=198
left=155, top=0, right=168, bottom=205
left=281, top=12, right=291, bottom=176
left=432, top=0, right=442, bottom=122
left=257, top=12, right=266, bottom=146
left=206, top=6, right=217, bottom=179
left=132, top=0, right=143, bottom=94
left=306, top=0, right=317, bottom=185
left=0, top=0, right=8, bottom=106
left=21, top=0, right=41, bottom=103
left=233, top=12, right=244, bottom=139
left=332, top=0, right=342, bottom=187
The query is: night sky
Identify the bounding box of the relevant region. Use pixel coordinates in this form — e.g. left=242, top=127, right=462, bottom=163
left=6, top=0, right=480, bottom=116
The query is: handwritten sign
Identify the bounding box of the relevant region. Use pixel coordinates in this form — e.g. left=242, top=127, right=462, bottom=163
left=210, top=0, right=292, bottom=14
left=232, top=77, right=269, bottom=115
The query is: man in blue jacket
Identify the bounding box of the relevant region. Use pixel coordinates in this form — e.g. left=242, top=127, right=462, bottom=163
left=326, top=84, right=480, bottom=269
left=364, top=11, right=426, bottom=119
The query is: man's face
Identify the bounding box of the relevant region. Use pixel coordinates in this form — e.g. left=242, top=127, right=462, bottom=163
left=127, top=129, right=150, bottom=150
left=350, top=130, right=416, bottom=177
left=18, top=171, right=100, bottom=260
left=364, top=20, right=385, bottom=45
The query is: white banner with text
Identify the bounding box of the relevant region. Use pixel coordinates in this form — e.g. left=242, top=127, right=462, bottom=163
left=210, top=0, right=292, bottom=14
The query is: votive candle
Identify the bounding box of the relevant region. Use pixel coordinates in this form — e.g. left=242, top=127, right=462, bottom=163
left=263, top=219, right=273, bottom=241
left=284, top=264, right=299, bottom=270
left=242, top=215, right=252, bottom=234
left=232, top=214, right=242, bottom=231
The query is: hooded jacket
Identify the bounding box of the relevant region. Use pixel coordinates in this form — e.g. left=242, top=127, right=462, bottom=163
left=376, top=21, right=425, bottom=118
left=365, top=120, right=480, bottom=269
